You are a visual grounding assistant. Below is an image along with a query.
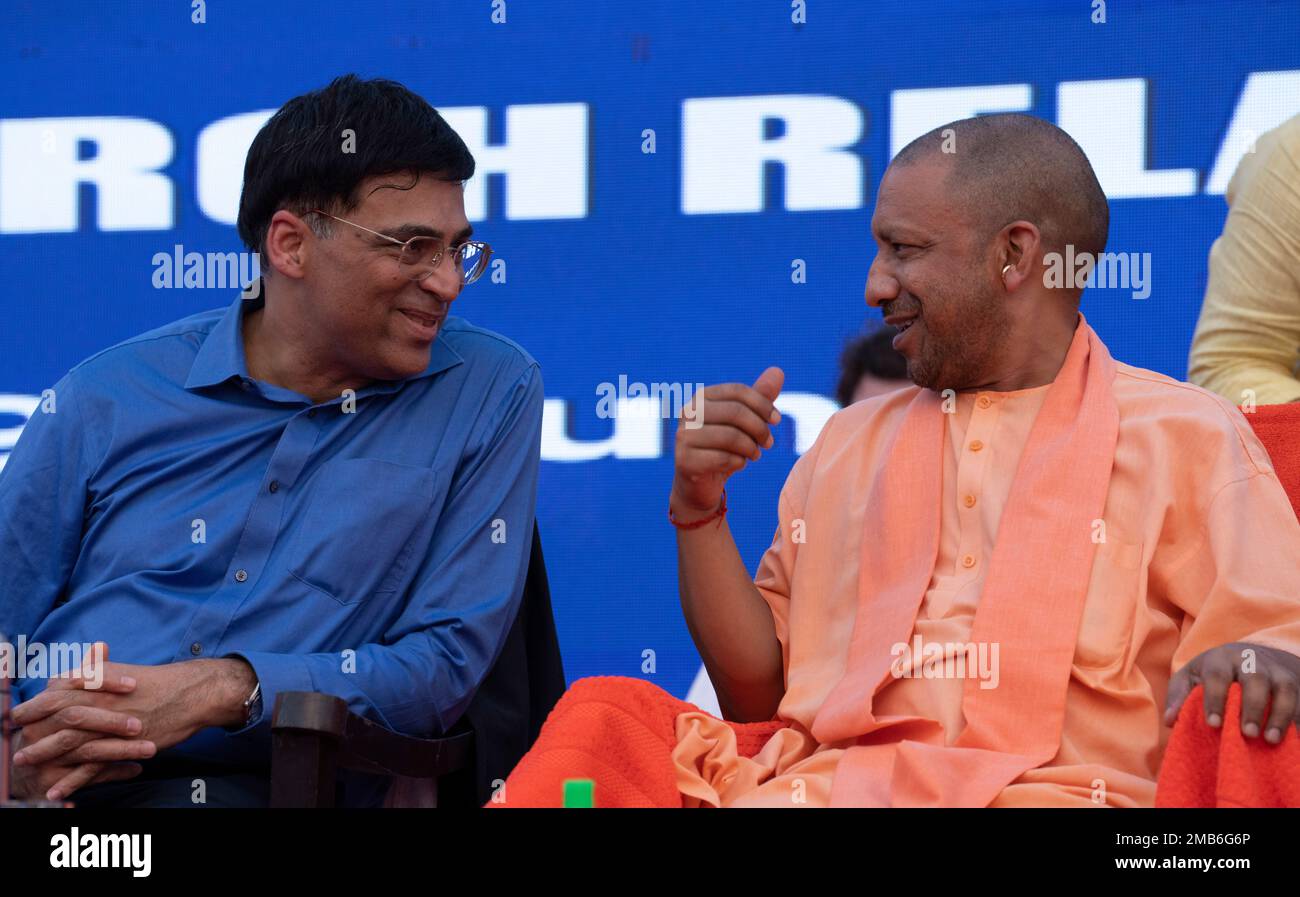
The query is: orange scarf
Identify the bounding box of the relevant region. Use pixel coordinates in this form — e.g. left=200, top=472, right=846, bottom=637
left=813, top=313, right=1121, bottom=806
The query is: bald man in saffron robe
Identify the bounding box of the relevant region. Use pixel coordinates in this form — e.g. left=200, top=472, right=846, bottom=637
left=496, top=114, right=1300, bottom=808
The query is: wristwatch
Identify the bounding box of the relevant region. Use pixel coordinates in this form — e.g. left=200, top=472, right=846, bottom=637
left=242, top=681, right=263, bottom=726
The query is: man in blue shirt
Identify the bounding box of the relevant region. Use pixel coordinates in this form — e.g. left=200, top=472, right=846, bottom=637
left=0, top=75, right=543, bottom=806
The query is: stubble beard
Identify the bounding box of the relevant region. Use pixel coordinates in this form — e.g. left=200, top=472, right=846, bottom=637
left=908, top=285, right=1009, bottom=392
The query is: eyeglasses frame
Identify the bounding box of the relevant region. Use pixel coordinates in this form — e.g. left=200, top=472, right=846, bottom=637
left=304, top=209, right=492, bottom=285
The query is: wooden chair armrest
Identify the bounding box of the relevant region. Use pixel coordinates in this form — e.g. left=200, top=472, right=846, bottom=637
left=270, top=691, right=474, bottom=807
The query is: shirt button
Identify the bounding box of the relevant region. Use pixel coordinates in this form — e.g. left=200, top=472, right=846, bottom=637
left=963, top=494, right=977, bottom=508
left=976, top=395, right=992, bottom=409
left=961, top=554, right=976, bottom=568
left=241, top=379, right=253, bottom=391
left=190, top=642, right=202, bottom=656
left=969, top=440, right=984, bottom=452
left=268, top=480, right=279, bottom=493
left=235, top=569, right=248, bottom=582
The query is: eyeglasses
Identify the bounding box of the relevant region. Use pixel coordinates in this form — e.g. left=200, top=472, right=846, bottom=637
left=306, top=210, right=492, bottom=286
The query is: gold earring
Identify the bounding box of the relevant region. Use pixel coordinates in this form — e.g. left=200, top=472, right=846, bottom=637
left=1001, top=264, right=1013, bottom=279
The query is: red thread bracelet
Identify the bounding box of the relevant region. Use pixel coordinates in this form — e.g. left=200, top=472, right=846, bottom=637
left=668, top=488, right=727, bottom=530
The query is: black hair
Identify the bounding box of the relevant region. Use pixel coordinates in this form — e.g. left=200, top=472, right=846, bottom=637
left=236, top=74, right=476, bottom=264
left=835, top=326, right=909, bottom=407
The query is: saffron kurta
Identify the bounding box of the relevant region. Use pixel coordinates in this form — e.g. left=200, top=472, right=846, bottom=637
left=673, top=331, right=1300, bottom=807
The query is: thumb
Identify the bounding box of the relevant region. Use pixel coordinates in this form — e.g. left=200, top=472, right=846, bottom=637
left=752, top=366, right=785, bottom=403
left=67, top=641, right=109, bottom=690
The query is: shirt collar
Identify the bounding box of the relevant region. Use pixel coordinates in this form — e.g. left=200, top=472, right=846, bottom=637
left=185, top=280, right=464, bottom=394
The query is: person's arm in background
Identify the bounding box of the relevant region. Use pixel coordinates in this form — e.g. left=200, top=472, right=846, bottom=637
left=673, top=367, right=788, bottom=724
left=1188, top=114, right=1300, bottom=405
left=225, top=362, right=544, bottom=741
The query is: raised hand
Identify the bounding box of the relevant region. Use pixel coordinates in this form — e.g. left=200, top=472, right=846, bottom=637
left=670, top=366, right=784, bottom=520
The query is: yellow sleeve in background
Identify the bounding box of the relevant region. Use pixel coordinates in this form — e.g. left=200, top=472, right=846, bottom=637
left=1189, top=114, right=1300, bottom=405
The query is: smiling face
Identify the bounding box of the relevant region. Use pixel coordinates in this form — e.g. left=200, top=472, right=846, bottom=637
left=300, top=172, right=473, bottom=382
left=865, top=157, right=1009, bottom=391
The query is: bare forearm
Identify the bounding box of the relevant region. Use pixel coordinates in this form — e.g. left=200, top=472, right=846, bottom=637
left=676, top=515, right=784, bottom=723
left=670, top=368, right=787, bottom=723
left=194, top=658, right=257, bottom=729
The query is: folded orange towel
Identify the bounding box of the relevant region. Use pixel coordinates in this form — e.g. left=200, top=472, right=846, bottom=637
left=484, top=676, right=788, bottom=807
left=497, top=678, right=1300, bottom=807
left=1155, top=682, right=1300, bottom=807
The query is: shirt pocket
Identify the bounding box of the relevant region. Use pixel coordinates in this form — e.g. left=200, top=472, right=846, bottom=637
left=1072, top=536, right=1145, bottom=670
left=285, top=457, right=438, bottom=606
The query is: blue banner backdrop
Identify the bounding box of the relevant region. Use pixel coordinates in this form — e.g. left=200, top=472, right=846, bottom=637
left=2, top=0, right=1298, bottom=709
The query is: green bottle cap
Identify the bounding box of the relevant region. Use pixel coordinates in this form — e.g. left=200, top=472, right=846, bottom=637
left=562, top=778, right=595, bottom=808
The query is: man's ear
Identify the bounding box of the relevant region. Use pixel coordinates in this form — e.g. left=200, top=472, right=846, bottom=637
left=998, top=220, right=1043, bottom=290
left=263, top=210, right=313, bottom=279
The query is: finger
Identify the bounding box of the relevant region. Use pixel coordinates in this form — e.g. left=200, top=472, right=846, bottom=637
left=9, top=688, right=78, bottom=727
left=14, top=709, right=145, bottom=766
left=1238, top=667, right=1274, bottom=738
left=46, top=762, right=108, bottom=802
left=1263, top=674, right=1298, bottom=744
left=692, top=397, right=774, bottom=447
left=47, top=760, right=143, bottom=802
left=1200, top=653, right=1236, bottom=728
left=680, top=448, right=748, bottom=477
left=703, top=383, right=779, bottom=429
left=12, top=725, right=102, bottom=768
left=48, top=668, right=138, bottom=694
left=77, top=640, right=108, bottom=676
left=683, top=423, right=763, bottom=461
left=751, top=366, right=785, bottom=410
left=49, top=644, right=134, bottom=694
left=89, top=761, right=145, bottom=788
left=69, top=640, right=110, bottom=687
left=53, top=705, right=142, bottom=738
left=12, top=707, right=143, bottom=759
left=62, top=738, right=156, bottom=765
left=1163, top=669, right=1194, bottom=726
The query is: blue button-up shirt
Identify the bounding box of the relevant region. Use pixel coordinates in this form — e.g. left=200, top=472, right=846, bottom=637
left=0, top=286, right=542, bottom=766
